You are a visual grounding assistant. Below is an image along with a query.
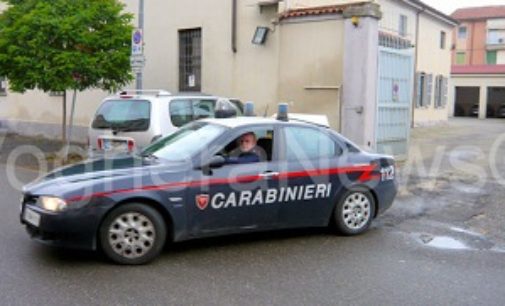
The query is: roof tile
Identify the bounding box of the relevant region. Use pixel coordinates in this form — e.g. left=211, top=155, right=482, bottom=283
left=279, top=3, right=365, bottom=20
left=451, top=6, right=505, bottom=20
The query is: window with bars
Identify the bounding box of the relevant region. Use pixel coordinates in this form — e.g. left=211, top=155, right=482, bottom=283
left=179, top=28, right=202, bottom=92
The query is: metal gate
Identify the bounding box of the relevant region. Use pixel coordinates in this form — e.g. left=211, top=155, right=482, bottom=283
left=375, top=46, right=414, bottom=158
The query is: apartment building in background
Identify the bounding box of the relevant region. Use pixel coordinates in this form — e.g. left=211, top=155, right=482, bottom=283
left=449, top=6, right=505, bottom=119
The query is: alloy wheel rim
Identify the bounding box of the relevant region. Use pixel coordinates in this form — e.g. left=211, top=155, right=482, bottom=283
left=342, top=192, right=371, bottom=230
left=108, top=212, right=156, bottom=259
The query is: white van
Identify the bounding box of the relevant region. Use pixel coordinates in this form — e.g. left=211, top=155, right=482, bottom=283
left=88, top=90, right=242, bottom=154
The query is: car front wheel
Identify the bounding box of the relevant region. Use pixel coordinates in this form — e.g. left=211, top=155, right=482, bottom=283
left=99, top=203, right=167, bottom=265
left=333, top=189, right=375, bottom=235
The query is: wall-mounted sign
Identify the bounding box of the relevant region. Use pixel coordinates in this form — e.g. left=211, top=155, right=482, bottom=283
left=188, top=74, right=196, bottom=88
left=392, top=81, right=399, bottom=102
left=252, top=26, right=269, bottom=45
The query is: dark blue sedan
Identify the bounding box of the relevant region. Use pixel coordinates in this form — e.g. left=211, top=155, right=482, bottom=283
left=20, top=116, right=397, bottom=264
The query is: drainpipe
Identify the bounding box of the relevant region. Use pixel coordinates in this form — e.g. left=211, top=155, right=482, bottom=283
left=411, top=7, right=425, bottom=128
left=231, top=0, right=237, bottom=53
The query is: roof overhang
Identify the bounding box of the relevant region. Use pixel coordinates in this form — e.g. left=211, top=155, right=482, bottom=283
left=279, top=2, right=368, bottom=21
left=401, top=0, right=459, bottom=27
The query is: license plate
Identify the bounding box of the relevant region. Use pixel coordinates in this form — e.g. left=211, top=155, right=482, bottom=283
left=102, top=139, right=128, bottom=152
left=23, top=208, right=41, bottom=227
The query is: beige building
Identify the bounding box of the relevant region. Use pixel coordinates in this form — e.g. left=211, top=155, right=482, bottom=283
left=0, top=0, right=456, bottom=150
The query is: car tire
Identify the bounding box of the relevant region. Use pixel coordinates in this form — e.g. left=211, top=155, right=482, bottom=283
left=99, top=203, right=167, bottom=265
left=333, top=189, right=376, bottom=236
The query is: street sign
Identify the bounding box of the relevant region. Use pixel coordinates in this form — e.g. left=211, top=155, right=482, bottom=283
left=131, top=28, right=143, bottom=56
left=130, top=55, right=145, bottom=70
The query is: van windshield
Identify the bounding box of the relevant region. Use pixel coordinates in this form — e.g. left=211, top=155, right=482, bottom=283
left=142, top=122, right=226, bottom=161
left=92, top=100, right=151, bottom=132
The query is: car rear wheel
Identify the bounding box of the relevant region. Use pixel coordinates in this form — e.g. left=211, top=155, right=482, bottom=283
left=99, top=203, right=166, bottom=265
left=333, top=189, right=375, bottom=235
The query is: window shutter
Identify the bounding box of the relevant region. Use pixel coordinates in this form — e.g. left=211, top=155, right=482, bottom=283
left=415, top=72, right=422, bottom=108
left=434, top=75, right=441, bottom=108
left=441, top=77, right=448, bottom=107
left=423, top=74, right=433, bottom=107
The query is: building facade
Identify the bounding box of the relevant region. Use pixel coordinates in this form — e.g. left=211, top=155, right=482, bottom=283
left=0, top=0, right=455, bottom=154
left=449, top=6, right=505, bottom=119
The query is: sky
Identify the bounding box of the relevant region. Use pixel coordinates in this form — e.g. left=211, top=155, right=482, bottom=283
left=420, top=0, right=505, bottom=15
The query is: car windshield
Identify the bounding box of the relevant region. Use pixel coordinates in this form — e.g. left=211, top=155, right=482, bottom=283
left=92, top=99, right=150, bottom=132
left=141, top=122, right=227, bottom=161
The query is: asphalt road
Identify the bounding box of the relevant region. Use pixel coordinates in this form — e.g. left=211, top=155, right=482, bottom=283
left=1, top=163, right=505, bottom=306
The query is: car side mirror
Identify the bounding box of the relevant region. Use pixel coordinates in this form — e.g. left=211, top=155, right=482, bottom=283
left=199, top=155, right=226, bottom=175
left=207, top=155, right=226, bottom=168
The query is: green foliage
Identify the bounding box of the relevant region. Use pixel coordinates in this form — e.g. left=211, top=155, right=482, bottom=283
left=0, top=0, right=134, bottom=93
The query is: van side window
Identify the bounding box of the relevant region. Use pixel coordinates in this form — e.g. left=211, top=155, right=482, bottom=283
left=170, top=100, right=193, bottom=127
left=170, top=99, right=217, bottom=127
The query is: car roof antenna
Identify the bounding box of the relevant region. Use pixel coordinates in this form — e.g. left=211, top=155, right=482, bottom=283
left=263, top=105, right=269, bottom=118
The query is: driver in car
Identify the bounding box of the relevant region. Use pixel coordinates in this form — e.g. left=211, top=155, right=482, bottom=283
left=225, top=132, right=266, bottom=164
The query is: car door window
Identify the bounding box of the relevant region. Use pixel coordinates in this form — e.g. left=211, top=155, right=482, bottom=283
left=170, top=99, right=193, bottom=127
left=193, top=99, right=216, bottom=119
left=217, top=128, right=275, bottom=163
left=282, top=126, right=337, bottom=161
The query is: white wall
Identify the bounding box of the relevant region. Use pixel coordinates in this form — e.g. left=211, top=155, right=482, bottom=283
left=414, top=13, right=454, bottom=125
left=497, top=50, right=505, bottom=64
left=377, top=0, right=417, bottom=40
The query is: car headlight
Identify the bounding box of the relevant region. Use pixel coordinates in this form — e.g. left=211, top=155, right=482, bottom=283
left=38, top=196, right=68, bottom=212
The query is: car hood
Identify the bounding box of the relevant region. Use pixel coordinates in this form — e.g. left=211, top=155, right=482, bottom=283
left=23, top=155, right=189, bottom=197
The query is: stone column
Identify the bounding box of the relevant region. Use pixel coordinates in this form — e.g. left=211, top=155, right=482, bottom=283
left=341, top=3, right=382, bottom=151
left=478, top=85, right=487, bottom=119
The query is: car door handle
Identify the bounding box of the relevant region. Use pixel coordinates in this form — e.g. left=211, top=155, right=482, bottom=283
left=259, top=171, right=280, bottom=179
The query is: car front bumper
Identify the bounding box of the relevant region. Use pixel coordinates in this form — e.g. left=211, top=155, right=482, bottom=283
left=20, top=202, right=107, bottom=251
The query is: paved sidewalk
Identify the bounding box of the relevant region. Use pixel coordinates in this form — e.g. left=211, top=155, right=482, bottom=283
left=0, top=133, right=86, bottom=171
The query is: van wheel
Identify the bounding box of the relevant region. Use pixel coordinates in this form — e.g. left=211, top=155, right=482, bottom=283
left=333, top=189, right=375, bottom=235
left=99, top=203, right=166, bottom=265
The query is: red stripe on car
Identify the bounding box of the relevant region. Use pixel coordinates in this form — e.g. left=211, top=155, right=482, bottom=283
left=66, top=165, right=376, bottom=203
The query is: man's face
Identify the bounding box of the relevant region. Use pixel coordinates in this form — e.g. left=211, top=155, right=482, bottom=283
left=239, top=133, right=256, bottom=152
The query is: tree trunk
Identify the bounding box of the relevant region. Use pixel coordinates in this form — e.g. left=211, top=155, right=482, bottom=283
left=64, top=89, right=77, bottom=160
left=62, top=90, right=67, bottom=143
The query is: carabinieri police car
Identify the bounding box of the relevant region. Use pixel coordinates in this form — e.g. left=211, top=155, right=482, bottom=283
left=20, top=106, right=397, bottom=265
